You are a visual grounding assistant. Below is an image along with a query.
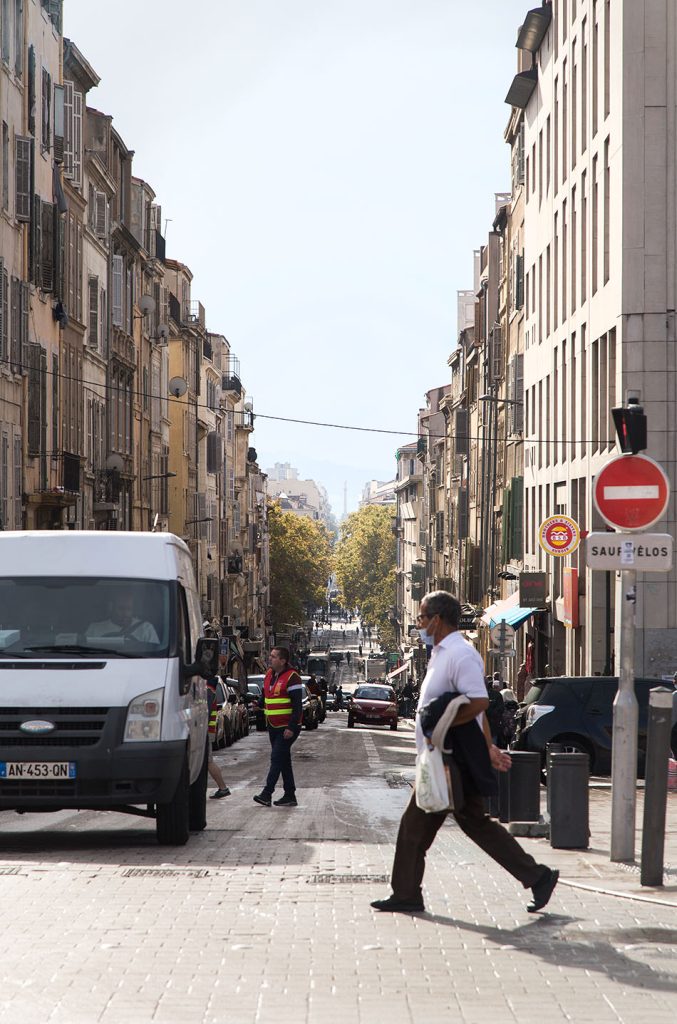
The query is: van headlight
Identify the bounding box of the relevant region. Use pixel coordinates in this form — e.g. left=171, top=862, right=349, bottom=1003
left=124, top=688, right=163, bottom=742
left=525, top=704, right=555, bottom=728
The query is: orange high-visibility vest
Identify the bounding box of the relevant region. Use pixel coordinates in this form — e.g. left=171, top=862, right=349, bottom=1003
left=263, top=667, right=301, bottom=729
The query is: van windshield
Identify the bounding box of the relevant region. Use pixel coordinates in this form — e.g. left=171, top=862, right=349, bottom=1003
left=0, top=577, right=171, bottom=658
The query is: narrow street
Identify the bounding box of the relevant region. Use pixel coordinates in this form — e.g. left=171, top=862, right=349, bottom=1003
left=1, top=648, right=676, bottom=1024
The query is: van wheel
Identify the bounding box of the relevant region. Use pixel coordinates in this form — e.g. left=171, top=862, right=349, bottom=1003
left=390, top=720, right=398, bottom=731
left=156, top=755, right=190, bottom=846
left=188, top=741, right=208, bottom=832
left=347, top=716, right=355, bottom=728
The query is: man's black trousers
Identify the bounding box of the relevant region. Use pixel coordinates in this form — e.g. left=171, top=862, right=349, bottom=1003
left=263, top=727, right=299, bottom=797
left=391, top=769, right=546, bottom=903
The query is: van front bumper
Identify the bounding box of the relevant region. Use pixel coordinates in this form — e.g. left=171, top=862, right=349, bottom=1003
left=0, top=739, right=187, bottom=810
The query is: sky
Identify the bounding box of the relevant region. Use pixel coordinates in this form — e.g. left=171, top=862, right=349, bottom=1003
left=64, top=0, right=526, bottom=517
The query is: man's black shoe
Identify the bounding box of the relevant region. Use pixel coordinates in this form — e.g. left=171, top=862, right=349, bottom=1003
left=527, top=868, right=559, bottom=913
left=253, top=792, right=272, bottom=807
left=273, top=794, right=298, bottom=807
left=370, top=895, right=425, bottom=913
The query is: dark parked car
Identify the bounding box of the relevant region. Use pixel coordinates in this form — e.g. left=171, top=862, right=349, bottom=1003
left=247, top=677, right=266, bottom=731
left=513, top=675, right=677, bottom=774
left=347, top=684, right=398, bottom=731
left=300, top=682, right=321, bottom=730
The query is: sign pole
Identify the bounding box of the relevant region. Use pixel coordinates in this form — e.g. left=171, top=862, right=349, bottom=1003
left=610, top=568, right=638, bottom=862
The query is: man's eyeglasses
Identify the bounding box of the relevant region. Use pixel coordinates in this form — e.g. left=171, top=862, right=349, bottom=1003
left=416, top=611, right=433, bottom=623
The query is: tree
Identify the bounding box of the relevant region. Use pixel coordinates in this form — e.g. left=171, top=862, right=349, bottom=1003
left=267, top=501, right=333, bottom=629
left=334, top=505, right=397, bottom=650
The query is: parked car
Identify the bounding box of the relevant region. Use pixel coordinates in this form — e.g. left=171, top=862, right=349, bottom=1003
left=245, top=680, right=263, bottom=728
left=225, top=679, right=249, bottom=741
left=212, top=679, right=238, bottom=748
left=247, top=676, right=267, bottom=731
left=347, top=684, right=398, bottom=731
left=300, top=681, right=321, bottom=730
left=513, top=675, right=677, bottom=774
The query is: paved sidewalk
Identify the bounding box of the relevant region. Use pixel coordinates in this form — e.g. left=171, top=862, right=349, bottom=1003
left=0, top=717, right=675, bottom=1023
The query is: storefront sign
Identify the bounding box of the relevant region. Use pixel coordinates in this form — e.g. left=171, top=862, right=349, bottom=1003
left=563, top=567, right=579, bottom=628
left=519, top=572, right=547, bottom=608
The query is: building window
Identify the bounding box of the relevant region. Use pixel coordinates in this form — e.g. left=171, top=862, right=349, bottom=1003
left=603, top=136, right=610, bottom=284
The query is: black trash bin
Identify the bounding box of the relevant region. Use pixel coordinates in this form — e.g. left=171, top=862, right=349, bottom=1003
left=507, top=750, right=541, bottom=821
left=549, top=752, right=589, bottom=849
left=546, top=742, right=566, bottom=817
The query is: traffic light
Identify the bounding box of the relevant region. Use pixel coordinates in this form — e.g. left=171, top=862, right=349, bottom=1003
left=612, top=397, right=647, bottom=454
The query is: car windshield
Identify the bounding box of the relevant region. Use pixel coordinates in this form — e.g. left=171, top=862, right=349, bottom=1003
left=0, top=577, right=171, bottom=658
left=354, top=686, right=394, bottom=701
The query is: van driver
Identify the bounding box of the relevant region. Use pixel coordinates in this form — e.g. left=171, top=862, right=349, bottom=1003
left=88, top=592, right=159, bottom=644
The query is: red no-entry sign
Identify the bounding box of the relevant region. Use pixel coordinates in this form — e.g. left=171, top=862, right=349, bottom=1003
left=593, top=454, right=670, bottom=531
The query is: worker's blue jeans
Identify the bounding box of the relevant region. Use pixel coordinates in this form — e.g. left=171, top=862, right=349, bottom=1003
left=263, top=727, right=299, bottom=796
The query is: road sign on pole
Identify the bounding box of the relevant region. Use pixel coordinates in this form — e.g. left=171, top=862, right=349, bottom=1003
left=593, top=454, right=670, bottom=531
left=586, top=532, right=673, bottom=571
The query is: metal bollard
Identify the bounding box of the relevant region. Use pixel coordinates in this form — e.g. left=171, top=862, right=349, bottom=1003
left=640, top=687, right=674, bottom=886
left=507, top=750, right=541, bottom=822
left=549, top=752, right=589, bottom=848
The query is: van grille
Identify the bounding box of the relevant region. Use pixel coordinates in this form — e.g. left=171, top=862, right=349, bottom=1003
left=0, top=708, right=110, bottom=747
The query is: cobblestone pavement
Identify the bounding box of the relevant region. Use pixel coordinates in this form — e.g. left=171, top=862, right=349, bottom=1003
left=0, top=641, right=676, bottom=1022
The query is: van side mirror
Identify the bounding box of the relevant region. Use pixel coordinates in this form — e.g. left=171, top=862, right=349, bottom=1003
left=195, top=637, right=220, bottom=677
left=181, top=637, right=220, bottom=690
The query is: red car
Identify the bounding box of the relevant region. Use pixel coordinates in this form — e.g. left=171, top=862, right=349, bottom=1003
left=347, top=684, right=398, bottom=731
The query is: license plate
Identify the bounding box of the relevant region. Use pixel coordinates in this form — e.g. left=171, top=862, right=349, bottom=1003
left=0, top=762, right=76, bottom=780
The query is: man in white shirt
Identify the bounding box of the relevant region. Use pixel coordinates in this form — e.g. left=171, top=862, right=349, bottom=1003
left=372, top=590, right=558, bottom=915
left=88, top=592, right=159, bottom=645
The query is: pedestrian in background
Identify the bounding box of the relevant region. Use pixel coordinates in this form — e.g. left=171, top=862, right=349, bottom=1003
left=515, top=661, right=529, bottom=702
left=371, top=590, right=558, bottom=916
left=206, top=677, right=230, bottom=799
left=253, top=647, right=303, bottom=808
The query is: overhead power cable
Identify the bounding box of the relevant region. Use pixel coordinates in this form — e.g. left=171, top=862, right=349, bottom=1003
left=0, top=353, right=618, bottom=450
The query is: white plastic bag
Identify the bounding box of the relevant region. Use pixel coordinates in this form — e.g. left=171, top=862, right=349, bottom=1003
left=415, top=744, right=452, bottom=813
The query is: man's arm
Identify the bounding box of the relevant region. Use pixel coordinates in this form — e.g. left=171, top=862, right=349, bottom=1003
left=451, top=696, right=489, bottom=726
left=284, top=672, right=304, bottom=736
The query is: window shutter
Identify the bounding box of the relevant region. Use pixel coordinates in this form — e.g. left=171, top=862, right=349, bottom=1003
left=88, top=276, right=98, bottom=349
left=13, top=435, right=21, bottom=528
left=20, top=281, right=29, bottom=369
left=41, top=68, right=51, bottom=151
left=26, top=44, right=35, bottom=135
left=41, top=201, right=54, bottom=291
left=10, top=277, right=20, bottom=372
left=510, top=477, right=524, bottom=559
left=112, top=254, right=123, bottom=326
left=457, top=488, right=468, bottom=540
left=72, top=91, right=82, bottom=188
left=14, top=0, right=24, bottom=79
left=0, top=258, right=4, bottom=360
left=15, top=136, right=31, bottom=221
left=455, top=407, right=468, bottom=456
left=94, top=191, right=107, bottom=237
left=513, top=354, right=524, bottom=433
left=63, top=80, right=73, bottom=177
left=490, top=325, right=503, bottom=382
left=515, top=252, right=524, bottom=310
left=53, top=84, right=64, bottom=161
left=1, top=267, right=7, bottom=363
left=27, top=344, right=42, bottom=454
left=30, top=194, right=41, bottom=285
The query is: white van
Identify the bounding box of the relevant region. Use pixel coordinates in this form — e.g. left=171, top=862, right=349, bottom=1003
left=0, top=531, right=212, bottom=845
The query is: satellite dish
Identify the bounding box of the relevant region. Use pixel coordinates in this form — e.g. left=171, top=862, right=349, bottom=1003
left=139, top=294, right=156, bottom=316
left=168, top=376, right=188, bottom=398
left=157, top=323, right=169, bottom=340
left=243, top=401, right=253, bottom=413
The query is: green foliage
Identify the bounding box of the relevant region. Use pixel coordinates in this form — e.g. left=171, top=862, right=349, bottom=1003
left=268, top=501, right=333, bottom=628
left=334, top=505, right=397, bottom=650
